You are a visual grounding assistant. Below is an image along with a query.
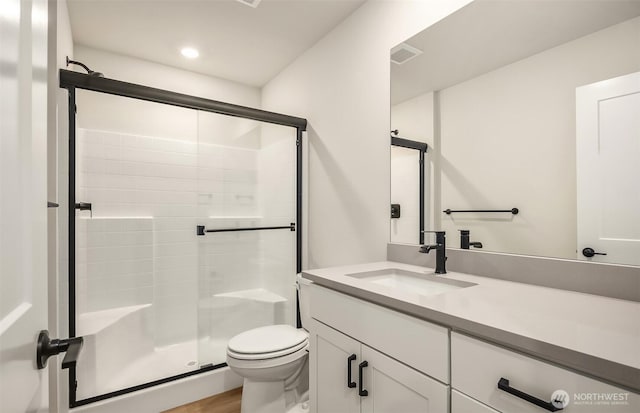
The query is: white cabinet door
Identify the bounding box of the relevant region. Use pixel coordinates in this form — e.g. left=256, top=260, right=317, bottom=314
left=360, top=345, right=448, bottom=413
left=576, top=71, right=640, bottom=265
left=311, top=321, right=361, bottom=413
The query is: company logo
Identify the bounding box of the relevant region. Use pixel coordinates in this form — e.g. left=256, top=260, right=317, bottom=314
left=551, top=390, right=570, bottom=409
left=573, top=392, right=630, bottom=406
left=549, top=390, right=631, bottom=408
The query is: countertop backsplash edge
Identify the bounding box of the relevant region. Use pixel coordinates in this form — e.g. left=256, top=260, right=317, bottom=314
left=387, top=243, right=640, bottom=302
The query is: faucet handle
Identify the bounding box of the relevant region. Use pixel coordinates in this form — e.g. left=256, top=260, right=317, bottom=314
left=419, top=245, right=430, bottom=253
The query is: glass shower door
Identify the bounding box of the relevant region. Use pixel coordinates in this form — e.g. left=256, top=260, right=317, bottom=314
left=69, top=84, right=302, bottom=406
left=73, top=90, right=202, bottom=401
left=195, top=112, right=298, bottom=367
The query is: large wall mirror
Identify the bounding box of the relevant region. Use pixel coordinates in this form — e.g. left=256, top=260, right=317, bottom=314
left=390, top=0, right=640, bottom=266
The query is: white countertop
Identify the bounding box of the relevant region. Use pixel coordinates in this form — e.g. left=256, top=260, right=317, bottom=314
left=303, top=261, right=640, bottom=390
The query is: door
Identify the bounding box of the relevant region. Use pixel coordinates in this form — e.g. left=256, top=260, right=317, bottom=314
left=311, top=321, right=360, bottom=413
left=577, top=72, right=640, bottom=265
left=360, top=345, right=448, bottom=413
left=0, top=0, right=50, bottom=411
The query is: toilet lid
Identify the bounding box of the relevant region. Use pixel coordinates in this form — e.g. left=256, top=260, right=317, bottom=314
left=228, top=325, right=308, bottom=355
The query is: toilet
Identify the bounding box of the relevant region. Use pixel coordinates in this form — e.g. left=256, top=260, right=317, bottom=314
left=226, top=276, right=312, bottom=413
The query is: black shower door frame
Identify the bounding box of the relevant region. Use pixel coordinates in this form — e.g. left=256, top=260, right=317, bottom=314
left=60, top=69, right=307, bottom=407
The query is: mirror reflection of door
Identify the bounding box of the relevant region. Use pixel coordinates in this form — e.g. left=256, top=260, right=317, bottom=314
left=577, top=72, right=640, bottom=265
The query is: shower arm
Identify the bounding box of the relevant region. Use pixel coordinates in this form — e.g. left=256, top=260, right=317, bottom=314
left=66, top=56, right=104, bottom=77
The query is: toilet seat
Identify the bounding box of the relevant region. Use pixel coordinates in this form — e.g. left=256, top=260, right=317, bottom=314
left=227, top=339, right=308, bottom=360
left=227, top=325, right=308, bottom=361
left=227, top=344, right=308, bottom=370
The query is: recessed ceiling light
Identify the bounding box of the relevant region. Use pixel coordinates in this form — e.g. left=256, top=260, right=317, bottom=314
left=181, top=47, right=199, bottom=59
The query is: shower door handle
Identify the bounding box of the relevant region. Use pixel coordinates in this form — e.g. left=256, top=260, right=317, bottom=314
left=75, top=202, right=92, bottom=218
left=75, top=202, right=92, bottom=211
left=36, top=330, right=84, bottom=370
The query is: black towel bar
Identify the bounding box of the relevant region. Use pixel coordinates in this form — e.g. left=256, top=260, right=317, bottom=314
left=197, top=223, right=295, bottom=236
left=443, top=208, right=518, bottom=215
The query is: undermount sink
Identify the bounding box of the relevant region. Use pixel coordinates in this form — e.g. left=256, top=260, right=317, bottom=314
left=346, top=268, right=476, bottom=297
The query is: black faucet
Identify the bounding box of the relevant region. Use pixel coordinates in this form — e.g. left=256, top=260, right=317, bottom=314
left=420, top=231, right=447, bottom=274
left=460, top=230, right=483, bottom=249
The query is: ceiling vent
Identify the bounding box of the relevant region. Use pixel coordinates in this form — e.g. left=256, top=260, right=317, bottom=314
left=235, top=0, right=262, bottom=8
left=391, top=43, right=422, bottom=65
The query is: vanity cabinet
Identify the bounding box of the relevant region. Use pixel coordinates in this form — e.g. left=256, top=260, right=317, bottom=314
left=451, top=332, right=639, bottom=413
left=307, top=282, right=639, bottom=413
left=311, top=320, right=448, bottom=413
left=309, top=284, right=449, bottom=413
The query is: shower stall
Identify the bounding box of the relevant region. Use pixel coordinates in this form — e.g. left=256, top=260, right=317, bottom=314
left=60, top=70, right=306, bottom=407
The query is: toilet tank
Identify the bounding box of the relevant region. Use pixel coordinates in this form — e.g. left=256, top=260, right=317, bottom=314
left=296, top=274, right=313, bottom=329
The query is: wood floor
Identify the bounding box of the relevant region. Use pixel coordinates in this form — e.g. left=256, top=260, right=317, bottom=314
left=162, top=387, right=242, bottom=413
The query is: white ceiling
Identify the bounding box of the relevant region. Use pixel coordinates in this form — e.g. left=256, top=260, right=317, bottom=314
left=391, top=0, right=640, bottom=104
left=67, top=0, right=365, bottom=87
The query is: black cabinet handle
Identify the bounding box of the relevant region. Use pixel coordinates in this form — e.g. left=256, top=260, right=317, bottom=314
left=582, top=248, right=607, bottom=258
left=358, top=361, right=369, bottom=397
left=347, top=354, right=357, bottom=388
left=36, top=330, right=84, bottom=370
left=498, top=378, right=563, bottom=411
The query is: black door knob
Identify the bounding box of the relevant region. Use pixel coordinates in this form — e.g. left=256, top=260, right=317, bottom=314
left=582, top=248, right=607, bottom=258
left=36, top=330, right=83, bottom=369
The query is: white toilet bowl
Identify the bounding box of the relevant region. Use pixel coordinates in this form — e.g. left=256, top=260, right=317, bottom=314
left=226, top=276, right=313, bottom=413
left=227, top=324, right=309, bottom=413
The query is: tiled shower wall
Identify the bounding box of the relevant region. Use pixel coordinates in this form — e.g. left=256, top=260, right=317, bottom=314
left=76, top=217, right=154, bottom=312
left=76, top=127, right=266, bottom=346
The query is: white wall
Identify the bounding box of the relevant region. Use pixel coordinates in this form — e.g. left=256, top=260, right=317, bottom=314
left=436, top=16, right=640, bottom=259
left=262, top=0, right=472, bottom=269
left=391, top=92, right=434, bottom=145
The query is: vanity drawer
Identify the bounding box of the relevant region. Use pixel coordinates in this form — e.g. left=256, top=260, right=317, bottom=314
left=451, top=332, right=639, bottom=413
left=452, top=389, right=501, bottom=413
left=310, top=284, right=449, bottom=383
